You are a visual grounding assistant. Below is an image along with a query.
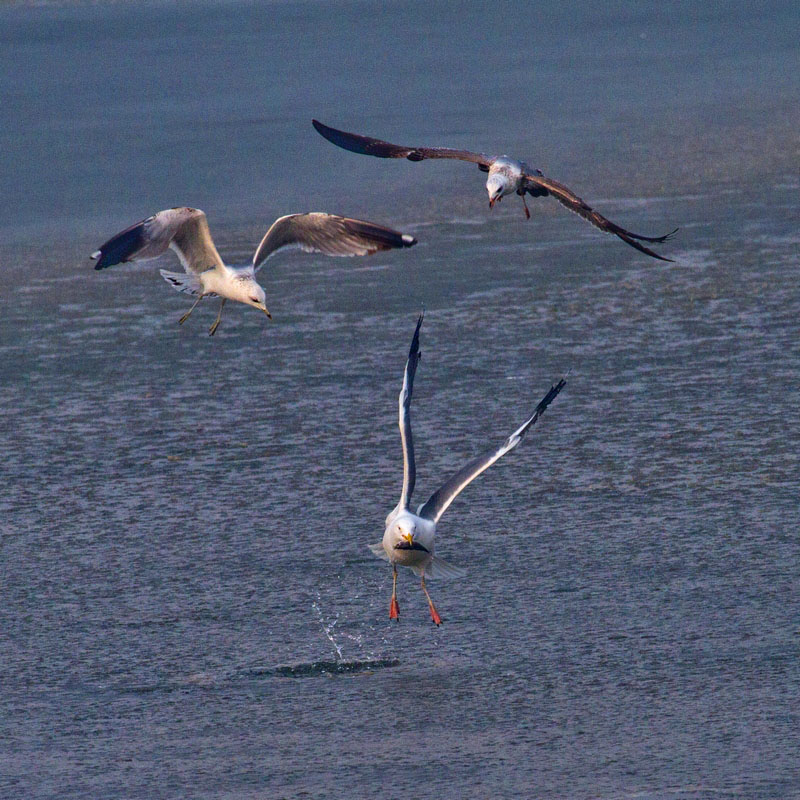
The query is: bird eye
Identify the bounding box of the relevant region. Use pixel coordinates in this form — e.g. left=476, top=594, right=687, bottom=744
left=250, top=297, right=259, bottom=303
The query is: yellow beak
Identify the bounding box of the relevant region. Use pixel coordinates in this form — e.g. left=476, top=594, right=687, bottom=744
left=402, top=533, right=414, bottom=544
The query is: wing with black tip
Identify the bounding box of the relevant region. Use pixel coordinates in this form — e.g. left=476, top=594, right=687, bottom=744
left=253, top=212, right=416, bottom=269
left=91, top=207, right=224, bottom=274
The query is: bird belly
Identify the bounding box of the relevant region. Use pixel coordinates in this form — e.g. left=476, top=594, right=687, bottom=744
left=200, top=268, right=247, bottom=304
left=391, top=546, right=431, bottom=568
left=199, top=270, right=224, bottom=297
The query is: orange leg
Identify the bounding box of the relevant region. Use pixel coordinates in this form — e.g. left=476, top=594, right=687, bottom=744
left=521, top=192, right=531, bottom=220
left=421, top=574, right=442, bottom=626
left=389, top=564, right=399, bottom=620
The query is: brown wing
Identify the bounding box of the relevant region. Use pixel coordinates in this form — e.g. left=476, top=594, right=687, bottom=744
left=253, top=213, right=416, bottom=269
left=523, top=173, right=678, bottom=262
left=312, top=119, right=492, bottom=166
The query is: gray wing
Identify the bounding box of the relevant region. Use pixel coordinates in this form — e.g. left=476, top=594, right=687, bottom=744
left=253, top=212, right=417, bottom=270
left=313, top=119, right=493, bottom=167
left=522, top=172, right=678, bottom=262
left=398, top=313, right=424, bottom=511
left=417, top=377, right=566, bottom=524
left=91, top=207, right=225, bottom=275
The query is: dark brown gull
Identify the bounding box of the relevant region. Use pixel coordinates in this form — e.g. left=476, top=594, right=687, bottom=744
left=313, top=119, right=677, bottom=262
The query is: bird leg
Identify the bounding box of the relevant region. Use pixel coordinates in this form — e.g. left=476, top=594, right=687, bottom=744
left=389, top=564, right=400, bottom=620
left=519, top=190, right=531, bottom=220
left=178, top=295, right=203, bottom=325
left=420, top=574, right=442, bottom=626
left=208, top=298, right=227, bottom=336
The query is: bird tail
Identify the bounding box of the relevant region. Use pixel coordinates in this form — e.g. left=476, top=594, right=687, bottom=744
left=368, top=542, right=390, bottom=561
left=416, top=555, right=465, bottom=580
left=159, top=269, right=202, bottom=296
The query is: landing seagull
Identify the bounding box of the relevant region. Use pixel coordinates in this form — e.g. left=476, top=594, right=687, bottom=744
left=313, top=119, right=677, bottom=262
left=371, top=313, right=566, bottom=625
left=91, top=207, right=417, bottom=335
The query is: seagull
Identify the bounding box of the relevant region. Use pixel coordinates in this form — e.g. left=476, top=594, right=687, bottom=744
left=313, top=119, right=678, bottom=262
left=370, top=313, right=566, bottom=625
left=91, top=207, right=417, bottom=335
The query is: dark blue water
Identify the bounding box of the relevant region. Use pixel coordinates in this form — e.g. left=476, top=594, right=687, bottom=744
left=1, top=1, right=798, bottom=798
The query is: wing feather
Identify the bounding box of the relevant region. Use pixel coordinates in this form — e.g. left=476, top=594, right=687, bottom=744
left=252, top=213, right=416, bottom=270
left=312, top=119, right=492, bottom=166
left=417, top=377, right=566, bottom=524
left=523, top=173, right=678, bottom=262
left=398, top=313, right=424, bottom=511
left=91, top=207, right=224, bottom=275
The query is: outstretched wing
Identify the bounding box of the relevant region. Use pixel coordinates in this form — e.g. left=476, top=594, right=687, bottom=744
left=253, top=212, right=416, bottom=269
left=523, top=172, right=678, bottom=262
left=398, top=313, right=424, bottom=511
left=417, top=376, right=566, bottom=524
left=313, top=119, right=493, bottom=167
left=91, top=207, right=224, bottom=275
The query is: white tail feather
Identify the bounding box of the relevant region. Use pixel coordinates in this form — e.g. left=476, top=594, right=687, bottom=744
left=421, top=555, right=465, bottom=579
left=159, top=269, right=202, bottom=296
left=368, top=542, right=389, bottom=561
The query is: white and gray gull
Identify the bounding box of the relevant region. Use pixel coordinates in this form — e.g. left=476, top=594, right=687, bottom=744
left=371, top=313, right=566, bottom=626
left=91, top=207, right=417, bottom=335
left=313, top=119, right=677, bottom=262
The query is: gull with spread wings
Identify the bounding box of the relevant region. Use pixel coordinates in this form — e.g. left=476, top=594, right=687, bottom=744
left=371, top=313, right=566, bottom=625
left=313, top=119, right=677, bottom=262
left=91, top=207, right=416, bottom=335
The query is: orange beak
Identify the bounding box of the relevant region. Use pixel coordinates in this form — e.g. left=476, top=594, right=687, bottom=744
left=489, top=197, right=496, bottom=209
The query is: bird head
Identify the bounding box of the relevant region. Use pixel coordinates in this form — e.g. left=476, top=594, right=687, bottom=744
left=486, top=175, right=506, bottom=208
left=239, top=278, right=272, bottom=318
left=393, top=519, right=417, bottom=549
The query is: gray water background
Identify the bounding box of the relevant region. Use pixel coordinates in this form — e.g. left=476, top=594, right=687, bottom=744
left=1, top=1, right=799, bottom=798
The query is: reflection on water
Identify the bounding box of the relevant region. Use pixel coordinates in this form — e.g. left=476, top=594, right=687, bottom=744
left=252, top=659, right=402, bottom=679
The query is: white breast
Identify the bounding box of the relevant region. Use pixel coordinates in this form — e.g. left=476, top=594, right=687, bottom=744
left=488, top=157, right=524, bottom=193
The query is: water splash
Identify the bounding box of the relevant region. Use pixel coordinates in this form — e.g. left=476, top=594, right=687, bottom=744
left=312, top=595, right=343, bottom=661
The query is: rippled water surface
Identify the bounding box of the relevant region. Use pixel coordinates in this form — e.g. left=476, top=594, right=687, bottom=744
left=1, top=1, right=799, bottom=799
